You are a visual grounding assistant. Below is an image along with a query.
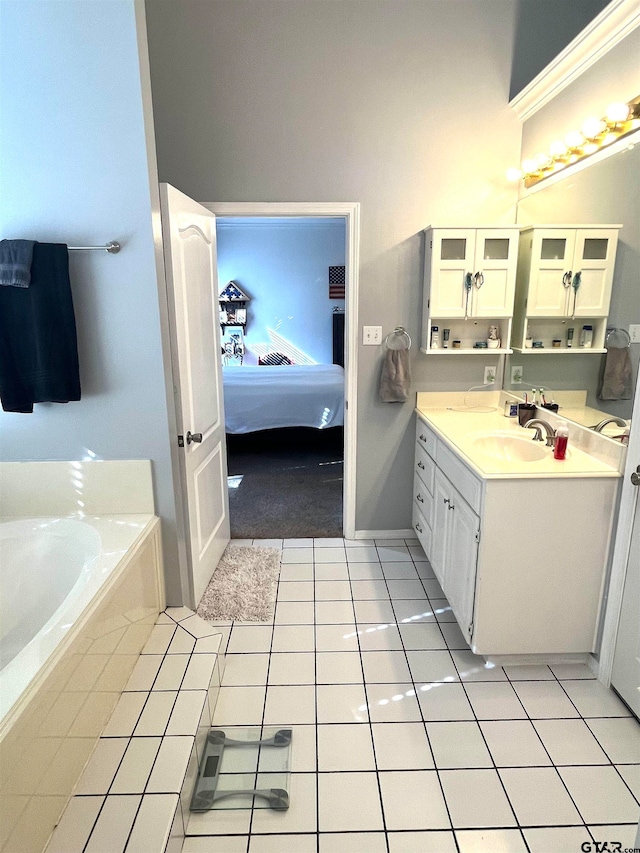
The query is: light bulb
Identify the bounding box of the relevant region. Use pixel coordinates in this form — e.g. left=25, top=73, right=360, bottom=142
left=506, top=167, right=522, bottom=182
left=521, top=159, right=537, bottom=174
left=606, top=102, right=630, bottom=124
left=535, top=152, right=550, bottom=168
left=549, top=140, right=568, bottom=158
left=565, top=130, right=585, bottom=149
left=582, top=116, right=605, bottom=138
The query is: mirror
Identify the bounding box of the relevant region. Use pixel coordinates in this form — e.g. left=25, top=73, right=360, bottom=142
left=504, top=143, right=639, bottom=434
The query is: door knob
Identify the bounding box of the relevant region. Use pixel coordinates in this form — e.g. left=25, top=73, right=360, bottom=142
left=186, top=431, right=203, bottom=444
left=631, top=465, right=640, bottom=487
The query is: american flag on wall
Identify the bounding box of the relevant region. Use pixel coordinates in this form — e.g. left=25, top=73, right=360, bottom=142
left=329, top=265, right=345, bottom=299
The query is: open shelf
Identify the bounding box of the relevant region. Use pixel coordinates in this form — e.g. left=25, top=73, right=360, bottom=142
left=512, top=347, right=606, bottom=354
left=420, top=347, right=512, bottom=355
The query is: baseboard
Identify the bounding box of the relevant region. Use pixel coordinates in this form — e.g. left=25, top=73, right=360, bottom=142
left=354, top=529, right=415, bottom=539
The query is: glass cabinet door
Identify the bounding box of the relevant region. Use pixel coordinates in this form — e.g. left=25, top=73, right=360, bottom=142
left=572, top=228, right=619, bottom=317
left=428, top=229, right=476, bottom=317
left=527, top=229, right=576, bottom=316
left=471, top=229, right=518, bottom=318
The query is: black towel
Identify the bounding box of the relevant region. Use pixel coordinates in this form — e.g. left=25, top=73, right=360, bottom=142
left=0, top=243, right=81, bottom=413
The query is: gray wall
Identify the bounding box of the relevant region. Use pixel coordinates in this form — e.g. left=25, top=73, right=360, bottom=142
left=0, top=0, right=180, bottom=598
left=145, top=0, right=524, bottom=532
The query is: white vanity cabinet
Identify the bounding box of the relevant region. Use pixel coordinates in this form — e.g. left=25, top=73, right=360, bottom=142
left=412, top=414, right=619, bottom=657
left=512, top=225, right=621, bottom=352
left=421, top=227, right=519, bottom=354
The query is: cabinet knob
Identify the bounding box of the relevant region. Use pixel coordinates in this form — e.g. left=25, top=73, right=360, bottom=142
left=448, top=503, right=455, bottom=511
left=417, top=493, right=424, bottom=503
left=419, top=434, right=427, bottom=443
left=415, top=522, right=423, bottom=533
left=417, top=461, right=425, bottom=469
left=443, top=497, right=450, bottom=505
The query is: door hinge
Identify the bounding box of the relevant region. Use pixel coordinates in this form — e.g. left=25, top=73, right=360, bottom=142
left=345, top=400, right=348, bottom=410
left=468, top=621, right=473, bottom=637
left=475, top=528, right=480, bottom=543
left=178, top=435, right=185, bottom=448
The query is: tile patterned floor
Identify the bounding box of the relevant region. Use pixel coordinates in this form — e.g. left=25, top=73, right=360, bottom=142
left=182, top=537, right=640, bottom=853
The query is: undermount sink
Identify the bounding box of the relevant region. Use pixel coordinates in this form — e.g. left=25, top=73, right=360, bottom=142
left=469, top=432, right=548, bottom=462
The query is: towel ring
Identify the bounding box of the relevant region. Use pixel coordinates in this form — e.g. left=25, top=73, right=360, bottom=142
left=384, top=326, right=412, bottom=351
left=606, top=327, right=631, bottom=348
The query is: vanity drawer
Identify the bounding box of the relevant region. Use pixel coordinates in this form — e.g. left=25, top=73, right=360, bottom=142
left=415, top=442, right=436, bottom=494
left=413, top=472, right=433, bottom=527
left=436, top=442, right=483, bottom=514
left=412, top=500, right=432, bottom=558
left=416, top=419, right=437, bottom=459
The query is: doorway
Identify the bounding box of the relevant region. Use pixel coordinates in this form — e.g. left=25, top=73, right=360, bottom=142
left=203, top=202, right=359, bottom=542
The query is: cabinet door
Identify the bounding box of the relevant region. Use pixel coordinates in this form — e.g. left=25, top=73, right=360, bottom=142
left=446, top=486, right=480, bottom=643
left=571, top=228, right=619, bottom=317
left=471, top=229, right=518, bottom=318
left=431, top=469, right=450, bottom=589
left=526, top=229, right=575, bottom=316
left=428, top=229, right=476, bottom=317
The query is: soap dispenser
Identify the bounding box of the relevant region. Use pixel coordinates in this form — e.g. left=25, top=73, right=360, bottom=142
left=554, top=423, right=569, bottom=460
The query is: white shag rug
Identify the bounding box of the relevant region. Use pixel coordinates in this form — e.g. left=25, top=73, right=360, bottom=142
left=197, top=545, right=281, bottom=622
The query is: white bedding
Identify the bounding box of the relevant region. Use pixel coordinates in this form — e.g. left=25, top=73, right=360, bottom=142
left=223, top=364, right=345, bottom=434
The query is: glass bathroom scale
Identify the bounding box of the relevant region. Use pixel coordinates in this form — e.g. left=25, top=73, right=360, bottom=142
left=190, top=727, right=292, bottom=812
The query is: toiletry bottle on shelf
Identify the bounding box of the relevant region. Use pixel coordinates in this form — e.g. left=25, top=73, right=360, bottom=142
left=443, top=329, right=450, bottom=349
left=579, top=325, right=593, bottom=348
left=554, top=423, right=569, bottom=460
left=431, top=326, right=440, bottom=349
left=567, top=328, right=574, bottom=348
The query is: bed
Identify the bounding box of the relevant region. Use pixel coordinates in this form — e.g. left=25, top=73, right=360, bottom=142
left=222, top=363, right=345, bottom=434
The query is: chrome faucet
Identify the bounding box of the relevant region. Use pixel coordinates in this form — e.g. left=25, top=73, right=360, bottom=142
left=525, top=418, right=555, bottom=446
left=591, top=416, right=627, bottom=432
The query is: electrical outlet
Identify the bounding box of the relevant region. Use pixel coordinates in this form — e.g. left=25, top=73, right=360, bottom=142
left=511, top=365, right=523, bottom=384
left=363, top=325, right=382, bottom=345
left=629, top=324, right=640, bottom=344
left=483, top=366, right=496, bottom=385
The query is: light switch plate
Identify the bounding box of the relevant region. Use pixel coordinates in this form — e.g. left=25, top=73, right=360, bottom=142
left=363, top=326, right=382, bottom=345
left=629, top=324, right=640, bottom=344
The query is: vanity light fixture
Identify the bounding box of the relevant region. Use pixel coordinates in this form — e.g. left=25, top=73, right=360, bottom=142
left=508, top=95, right=640, bottom=188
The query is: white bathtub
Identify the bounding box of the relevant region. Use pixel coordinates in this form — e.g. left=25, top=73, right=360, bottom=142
left=0, top=512, right=164, bottom=853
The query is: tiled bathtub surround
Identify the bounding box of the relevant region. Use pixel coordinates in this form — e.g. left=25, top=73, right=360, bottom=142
left=46, top=611, right=224, bottom=853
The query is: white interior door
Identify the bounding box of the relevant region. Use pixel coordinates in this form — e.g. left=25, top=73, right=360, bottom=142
left=611, top=468, right=640, bottom=717
left=160, top=183, right=230, bottom=607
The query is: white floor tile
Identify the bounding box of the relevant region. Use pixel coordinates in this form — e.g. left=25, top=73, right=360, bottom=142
left=277, top=580, right=314, bottom=601
left=318, top=772, right=383, bottom=831
left=440, top=768, right=516, bottom=829
left=479, top=720, right=552, bottom=767
left=46, top=796, right=104, bottom=853
left=314, top=563, right=350, bottom=581
left=416, top=682, right=475, bottom=722
left=124, top=655, right=164, bottom=691
left=408, top=544, right=427, bottom=559
left=314, top=546, right=347, bottom=563
left=180, top=614, right=222, bottom=639
left=427, top=721, right=493, bottom=769
left=263, top=685, right=316, bottom=724
left=320, top=832, right=387, bottom=853
left=549, top=662, right=596, bottom=680
left=343, top=539, right=375, bottom=547
left=111, top=737, right=161, bottom=793
left=251, top=772, right=317, bottom=833
left=560, top=679, right=633, bottom=717
left=387, top=579, right=428, bottom=600
left=227, top=625, right=273, bottom=654
left=146, top=736, right=193, bottom=793
left=498, top=767, right=582, bottom=826
left=315, top=580, right=352, bottom=600
left=465, top=682, right=528, bottom=720
left=166, top=690, right=208, bottom=736
left=272, top=625, right=315, bottom=652
left=134, top=692, right=177, bottom=736
left=456, top=829, right=527, bottom=853
left=279, top=563, right=314, bottom=581
left=524, top=827, right=592, bottom=853
left=436, top=623, right=470, bottom=651
left=377, top=545, right=412, bottom=562
left=512, top=681, right=580, bottom=719
left=222, top=654, right=270, bottom=686
left=366, top=682, right=422, bottom=723
left=558, top=765, right=640, bottom=823
left=184, top=839, right=247, bottom=853
left=75, top=738, right=129, bottom=795
left=194, top=632, right=227, bottom=654
left=588, top=715, right=640, bottom=764
left=371, top=721, right=433, bottom=770
left=353, top=599, right=396, bottom=624
left=387, top=831, right=456, bottom=853
left=101, top=691, right=147, bottom=737
left=375, top=538, right=408, bottom=546
left=346, top=546, right=379, bottom=563
left=153, top=654, right=190, bottom=691
left=407, top=650, right=458, bottom=683
left=228, top=538, right=253, bottom=547
left=432, top=601, right=457, bottom=622
left=533, top=718, right=609, bottom=765
left=350, top=580, right=390, bottom=600
left=391, top=599, right=437, bottom=624
left=617, top=764, right=640, bottom=798
left=589, top=823, right=640, bottom=849
left=316, top=651, right=363, bottom=684
left=281, top=547, right=314, bottom=563
left=315, top=624, right=360, bottom=652
left=187, top=805, right=251, bottom=835
left=380, top=769, right=450, bottom=830
left=358, top=624, right=403, bottom=651
left=212, top=686, right=266, bottom=726
left=415, top=562, right=436, bottom=580
left=451, top=649, right=506, bottom=681
left=399, top=623, right=447, bottom=650
left=141, top=624, right=176, bottom=655
left=182, top=653, right=218, bottom=690
left=258, top=724, right=317, bottom=773
left=283, top=538, right=313, bottom=548
left=317, top=723, right=375, bottom=771
left=503, top=664, right=554, bottom=681
left=315, top=537, right=345, bottom=547
left=84, top=794, right=141, bottom=853
left=422, top=579, right=445, bottom=598
left=317, top=684, right=368, bottom=723
left=165, top=606, right=194, bottom=623
left=314, top=600, right=355, bottom=624
left=268, top=652, right=315, bottom=685
left=362, top=650, right=412, bottom=683
left=253, top=538, right=283, bottom=548
left=126, top=793, right=178, bottom=852
left=348, top=562, right=384, bottom=580
left=275, top=601, right=315, bottom=625
left=252, top=834, right=317, bottom=852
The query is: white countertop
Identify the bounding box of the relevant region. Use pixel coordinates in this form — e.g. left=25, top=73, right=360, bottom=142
left=415, top=404, right=621, bottom=480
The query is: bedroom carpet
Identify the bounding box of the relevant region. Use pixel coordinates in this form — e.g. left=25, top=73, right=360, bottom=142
left=226, top=427, right=343, bottom=539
